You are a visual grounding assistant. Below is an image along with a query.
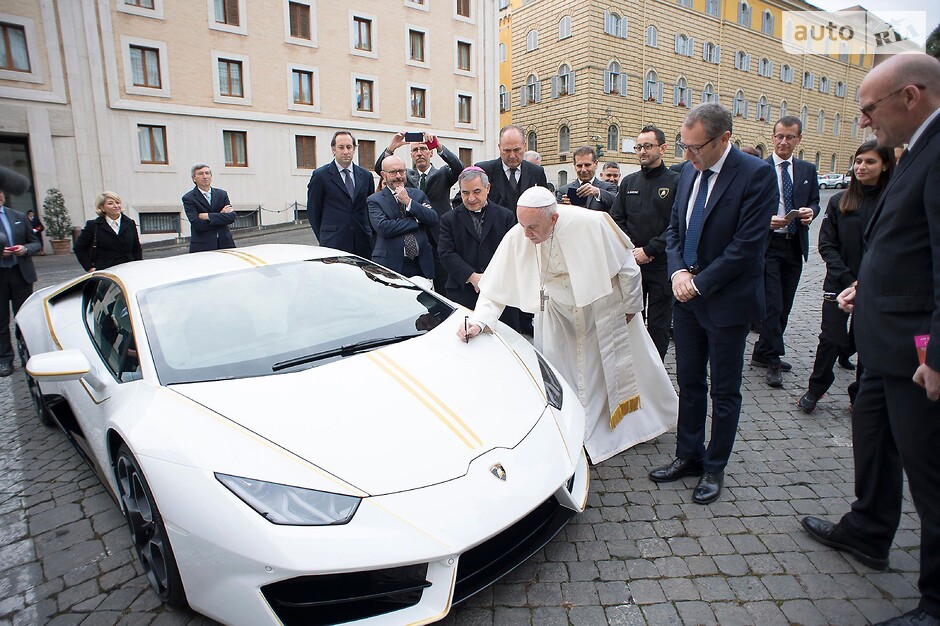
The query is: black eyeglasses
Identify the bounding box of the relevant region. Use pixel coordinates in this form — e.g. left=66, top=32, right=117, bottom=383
left=633, top=143, right=665, bottom=153
left=860, top=84, right=926, bottom=118
left=676, top=135, right=718, bottom=156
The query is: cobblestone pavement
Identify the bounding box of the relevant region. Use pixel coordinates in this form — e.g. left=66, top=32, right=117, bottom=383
left=1, top=206, right=922, bottom=625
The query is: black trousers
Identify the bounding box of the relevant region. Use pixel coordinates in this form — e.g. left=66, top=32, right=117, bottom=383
left=640, top=262, right=672, bottom=361
left=753, top=234, right=803, bottom=363
left=0, top=267, right=33, bottom=365
left=840, top=370, right=940, bottom=618
left=672, top=301, right=750, bottom=474
left=808, top=299, right=861, bottom=399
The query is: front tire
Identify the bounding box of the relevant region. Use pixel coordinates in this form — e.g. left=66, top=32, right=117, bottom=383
left=114, top=443, right=188, bottom=609
left=14, top=328, right=55, bottom=427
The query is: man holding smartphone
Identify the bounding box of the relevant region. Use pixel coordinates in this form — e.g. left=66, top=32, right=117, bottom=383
left=376, top=131, right=463, bottom=291
left=752, top=116, right=820, bottom=387
left=556, top=146, right=617, bottom=212
left=0, top=188, right=42, bottom=377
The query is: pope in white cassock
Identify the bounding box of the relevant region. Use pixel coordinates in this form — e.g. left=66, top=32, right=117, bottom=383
left=457, top=186, right=678, bottom=463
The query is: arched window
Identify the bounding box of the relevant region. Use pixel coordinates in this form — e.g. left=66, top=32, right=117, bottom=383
left=835, top=81, right=846, bottom=97
left=706, top=0, right=720, bottom=17
left=839, top=42, right=849, bottom=62
left=831, top=154, right=838, bottom=171
left=701, top=82, right=715, bottom=103
left=798, top=150, right=804, bottom=160
left=524, top=73, right=539, bottom=105
left=800, top=106, right=808, bottom=129
left=644, top=70, right=659, bottom=101
left=780, top=64, right=792, bottom=83
left=735, top=50, right=750, bottom=71
left=755, top=144, right=765, bottom=158
left=673, top=77, right=691, bottom=107
left=604, top=11, right=627, bottom=38
left=499, top=84, right=509, bottom=112
left=675, top=33, right=693, bottom=56
left=558, top=16, right=572, bottom=39
left=759, top=58, right=772, bottom=77
left=851, top=116, right=859, bottom=138
left=703, top=41, right=720, bottom=64
left=559, top=125, right=570, bottom=152
left=675, top=133, right=684, bottom=158
left=738, top=1, right=751, bottom=27
left=526, top=29, right=538, bottom=51
left=607, top=125, right=619, bottom=152
left=733, top=90, right=745, bottom=116
left=802, top=71, right=813, bottom=89
left=558, top=171, right=568, bottom=187
left=761, top=10, right=774, bottom=35
left=817, top=109, right=825, bottom=134
left=779, top=100, right=787, bottom=119
left=819, top=76, right=830, bottom=94
left=645, top=25, right=658, bottom=47
left=814, top=152, right=821, bottom=169
left=757, top=95, right=768, bottom=120
left=606, top=60, right=624, bottom=95
left=557, top=63, right=572, bottom=95
left=833, top=113, right=841, bottom=135
left=527, top=131, right=537, bottom=151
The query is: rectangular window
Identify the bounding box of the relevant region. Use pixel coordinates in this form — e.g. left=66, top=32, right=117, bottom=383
left=218, top=59, right=243, bottom=97
left=223, top=130, right=247, bottom=167
left=214, top=0, right=239, bottom=25
left=0, top=23, right=30, bottom=72
left=295, top=135, right=316, bottom=169
left=292, top=69, right=313, bottom=104
left=410, top=87, right=426, bottom=118
left=354, top=17, right=372, bottom=51
left=358, top=140, right=375, bottom=171
left=456, top=0, right=471, bottom=18
left=289, top=2, right=311, bottom=39
left=137, top=125, right=167, bottom=164
left=409, top=29, right=425, bottom=62
left=458, top=94, right=472, bottom=123
left=457, top=41, right=471, bottom=71
left=126, top=0, right=155, bottom=7
left=139, top=212, right=180, bottom=235
left=459, top=147, right=473, bottom=167
left=129, top=45, right=161, bottom=88
left=356, top=78, right=373, bottom=111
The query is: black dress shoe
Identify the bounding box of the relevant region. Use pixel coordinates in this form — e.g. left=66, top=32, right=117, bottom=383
left=649, top=458, right=703, bottom=483
left=0, top=362, right=13, bottom=377
left=801, top=516, right=889, bottom=570
left=838, top=355, right=856, bottom=370
left=751, top=357, right=792, bottom=372
left=798, top=391, right=819, bottom=413
left=875, top=609, right=940, bottom=626
left=766, top=362, right=783, bottom=387
left=692, top=471, right=724, bottom=504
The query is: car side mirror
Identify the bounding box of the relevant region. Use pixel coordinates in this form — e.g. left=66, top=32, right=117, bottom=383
left=26, top=349, right=108, bottom=390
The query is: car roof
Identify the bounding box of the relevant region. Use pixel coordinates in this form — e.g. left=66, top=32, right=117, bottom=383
left=99, top=244, right=354, bottom=292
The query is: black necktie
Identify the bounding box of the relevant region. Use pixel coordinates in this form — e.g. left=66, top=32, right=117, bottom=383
left=780, top=162, right=798, bottom=236
left=419, top=173, right=427, bottom=191
left=342, top=169, right=355, bottom=198
left=508, top=167, right=518, bottom=192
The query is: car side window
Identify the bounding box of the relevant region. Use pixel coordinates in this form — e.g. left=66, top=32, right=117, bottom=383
left=83, top=279, right=142, bottom=382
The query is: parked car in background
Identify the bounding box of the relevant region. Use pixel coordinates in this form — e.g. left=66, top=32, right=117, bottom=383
left=817, top=172, right=848, bottom=189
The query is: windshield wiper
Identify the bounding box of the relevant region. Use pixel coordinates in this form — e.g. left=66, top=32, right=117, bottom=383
left=272, top=334, right=422, bottom=372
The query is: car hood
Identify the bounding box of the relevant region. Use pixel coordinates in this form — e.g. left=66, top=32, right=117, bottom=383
left=169, top=329, right=550, bottom=496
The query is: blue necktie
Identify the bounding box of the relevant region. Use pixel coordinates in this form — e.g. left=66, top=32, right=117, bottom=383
left=780, top=161, right=798, bottom=236
left=683, top=169, right=713, bottom=269
left=0, top=209, right=15, bottom=269
left=342, top=169, right=355, bottom=199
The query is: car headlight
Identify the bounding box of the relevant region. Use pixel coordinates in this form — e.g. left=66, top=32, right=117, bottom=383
left=216, top=473, right=361, bottom=526
left=535, top=352, right=563, bottom=410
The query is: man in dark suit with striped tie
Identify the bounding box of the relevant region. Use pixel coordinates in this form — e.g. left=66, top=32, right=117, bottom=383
left=653, top=103, right=778, bottom=505
left=182, top=163, right=236, bottom=253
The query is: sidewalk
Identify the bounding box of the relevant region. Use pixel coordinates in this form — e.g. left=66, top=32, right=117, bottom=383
left=0, top=210, right=920, bottom=625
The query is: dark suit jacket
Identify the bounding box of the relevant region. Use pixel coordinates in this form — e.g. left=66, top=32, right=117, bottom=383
left=556, top=177, right=617, bottom=213
left=368, top=187, right=437, bottom=278
left=375, top=147, right=464, bottom=227
left=474, top=158, right=547, bottom=214
left=74, top=216, right=143, bottom=271
left=665, top=147, right=779, bottom=326
left=0, top=207, right=40, bottom=283
left=855, top=114, right=940, bottom=377
left=438, top=201, right=516, bottom=295
left=307, top=162, right=375, bottom=257
left=765, top=156, right=820, bottom=259
left=182, top=186, right=236, bottom=252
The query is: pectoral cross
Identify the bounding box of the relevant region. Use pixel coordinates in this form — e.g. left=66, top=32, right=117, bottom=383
left=539, top=287, right=549, bottom=312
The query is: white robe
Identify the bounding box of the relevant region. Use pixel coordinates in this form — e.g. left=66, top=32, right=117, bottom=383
left=472, top=205, right=678, bottom=463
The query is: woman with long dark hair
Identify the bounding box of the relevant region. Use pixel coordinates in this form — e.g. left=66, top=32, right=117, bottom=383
left=798, top=140, right=895, bottom=413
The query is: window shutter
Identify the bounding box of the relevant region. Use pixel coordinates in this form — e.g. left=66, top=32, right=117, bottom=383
left=604, top=11, right=610, bottom=34
left=604, top=70, right=612, bottom=94
left=226, top=0, right=239, bottom=25
left=535, top=81, right=541, bottom=103
left=674, top=33, right=680, bottom=53
left=569, top=71, right=576, bottom=95
left=551, top=76, right=558, bottom=98
left=657, top=82, right=664, bottom=103
left=520, top=86, right=527, bottom=107
left=715, top=45, right=721, bottom=63
left=688, top=37, right=695, bottom=55
left=619, top=73, right=628, bottom=96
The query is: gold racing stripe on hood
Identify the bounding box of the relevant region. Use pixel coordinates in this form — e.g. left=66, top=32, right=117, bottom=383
left=215, top=249, right=267, bottom=266
left=367, top=351, right=482, bottom=450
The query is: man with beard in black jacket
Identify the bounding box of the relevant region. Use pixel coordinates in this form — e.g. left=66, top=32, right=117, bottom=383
left=611, top=125, right=680, bottom=360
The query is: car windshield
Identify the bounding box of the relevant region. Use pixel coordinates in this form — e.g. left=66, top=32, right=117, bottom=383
left=137, top=257, right=454, bottom=384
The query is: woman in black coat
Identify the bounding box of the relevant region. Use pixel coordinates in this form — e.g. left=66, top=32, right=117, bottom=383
left=798, top=140, right=895, bottom=413
left=74, top=191, right=143, bottom=271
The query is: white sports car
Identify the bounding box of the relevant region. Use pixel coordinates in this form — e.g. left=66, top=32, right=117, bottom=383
left=16, top=244, right=589, bottom=626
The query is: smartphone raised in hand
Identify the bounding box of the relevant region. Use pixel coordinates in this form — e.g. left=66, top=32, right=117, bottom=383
left=404, top=132, right=424, bottom=142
